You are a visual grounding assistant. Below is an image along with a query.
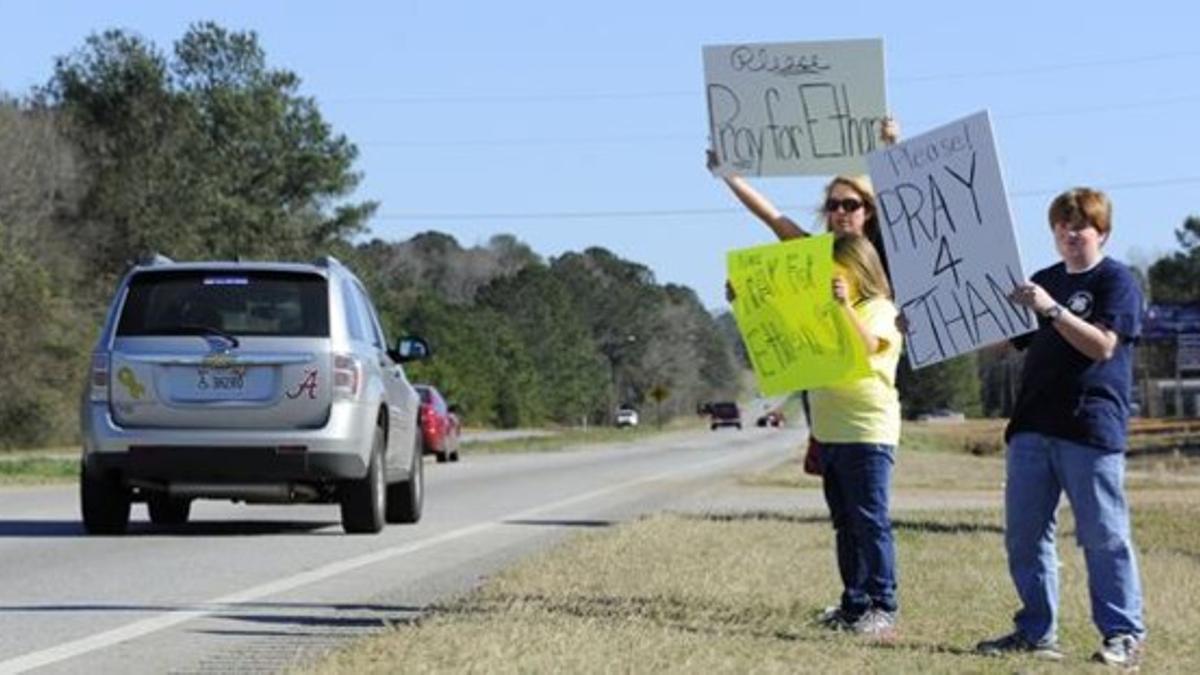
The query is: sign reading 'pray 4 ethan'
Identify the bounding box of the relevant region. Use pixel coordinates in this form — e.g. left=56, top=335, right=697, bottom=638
left=867, top=111, right=1036, bottom=369
left=703, top=39, right=888, bottom=177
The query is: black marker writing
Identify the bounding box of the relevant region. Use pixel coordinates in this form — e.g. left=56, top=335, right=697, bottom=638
left=903, top=264, right=1035, bottom=366
left=877, top=152, right=981, bottom=256
left=730, top=46, right=831, bottom=76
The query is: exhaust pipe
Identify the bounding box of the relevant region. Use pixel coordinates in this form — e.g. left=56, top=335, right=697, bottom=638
left=167, top=483, right=321, bottom=503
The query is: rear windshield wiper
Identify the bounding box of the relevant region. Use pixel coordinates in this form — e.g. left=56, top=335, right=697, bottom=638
left=146, top=324, right=241, bottom=349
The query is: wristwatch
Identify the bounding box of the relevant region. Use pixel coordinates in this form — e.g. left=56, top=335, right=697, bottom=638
left=1044, top=304, right=1064, bottom=321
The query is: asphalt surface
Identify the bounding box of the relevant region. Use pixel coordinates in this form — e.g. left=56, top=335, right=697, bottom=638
left=0, top=426, right=806, bottom=674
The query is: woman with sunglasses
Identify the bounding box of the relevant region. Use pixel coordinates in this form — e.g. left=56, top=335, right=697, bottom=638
left=709, top=119, right=902, bottom=639
left=707, top=118, right=898, bottom=273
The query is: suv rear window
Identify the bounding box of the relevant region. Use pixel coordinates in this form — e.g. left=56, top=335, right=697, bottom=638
left=116, top=270, right=329, bottom=337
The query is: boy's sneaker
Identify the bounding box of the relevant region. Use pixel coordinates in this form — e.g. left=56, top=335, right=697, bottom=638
left=1092, top=634, right=1144, bottom=669
left=975, top=631, right=1064, bottom=661
left=815, top=605, right=854, bottom=630
left=851, top=608, right=898, bottom=640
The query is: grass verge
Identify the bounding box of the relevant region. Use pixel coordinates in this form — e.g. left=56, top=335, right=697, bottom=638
left=462, top=421, right=697, bottom=455
left=305, top=500, right=1199, bottom=672
left=0, top=452, right=76, bottom=484
left=303, top=451, right=1200, bottom=673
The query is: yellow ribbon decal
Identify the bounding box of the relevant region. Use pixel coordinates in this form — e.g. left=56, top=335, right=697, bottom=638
left=117, top=367, right=145, bottom=400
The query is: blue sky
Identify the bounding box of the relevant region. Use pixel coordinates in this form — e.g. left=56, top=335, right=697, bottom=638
left=2, top=1, right=1196, bottom=309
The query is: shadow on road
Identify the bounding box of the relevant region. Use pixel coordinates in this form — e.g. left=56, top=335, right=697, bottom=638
left=503, top=518, right=614, bottom=528
left=0, top=519, right=336, bottom=537
left=0, top=600, right=423, bottom=615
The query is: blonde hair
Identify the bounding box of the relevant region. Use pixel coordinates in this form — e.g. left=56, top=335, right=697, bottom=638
left=1048, top=187, right=1111, bottom=238
left=822, top=174, right=880, bottom=239
left=834, top=234, right=892, bottom=301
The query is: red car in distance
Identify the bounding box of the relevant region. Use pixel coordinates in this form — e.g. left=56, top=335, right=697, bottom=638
left=415, top=384, right=462, bottom=463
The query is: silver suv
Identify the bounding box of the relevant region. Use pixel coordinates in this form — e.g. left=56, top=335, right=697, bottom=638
left=80, top=255, right=430, bottom=535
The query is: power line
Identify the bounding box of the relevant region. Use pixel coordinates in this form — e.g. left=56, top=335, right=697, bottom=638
left=894, top=49, right=1200, bottom=84
left=357, top=95, right=1200, bottom=149
left=330, top=50, right=1200, bottom=106
left=361, top=133, right=693, bottom=148
left=373, top=175, right=1200, bottom=222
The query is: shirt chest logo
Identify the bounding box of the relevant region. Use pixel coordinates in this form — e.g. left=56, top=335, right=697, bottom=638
left=1066, top=291, right=1094, bottom=319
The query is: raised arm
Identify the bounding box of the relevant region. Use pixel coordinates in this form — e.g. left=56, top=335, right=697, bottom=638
left=707, top=150, right=808, bottom=241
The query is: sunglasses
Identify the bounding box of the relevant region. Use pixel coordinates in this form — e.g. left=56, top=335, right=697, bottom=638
left=824, top=198, right=865, bottom=213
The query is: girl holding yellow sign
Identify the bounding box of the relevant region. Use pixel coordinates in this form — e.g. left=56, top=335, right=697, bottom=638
left=709, top=121, right=904, bottom=638
left=810, top=234, right=903, bottom=638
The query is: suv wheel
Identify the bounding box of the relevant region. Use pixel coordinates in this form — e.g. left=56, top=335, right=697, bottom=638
left=147, top=493, right=191, bottom=526
left=386, top=428, right=424, bottom=524
left=80, top=462, right=131, bottom=535
left=341, top=425, right=386, bottom=534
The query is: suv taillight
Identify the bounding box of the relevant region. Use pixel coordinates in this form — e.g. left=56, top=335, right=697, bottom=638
left=90, top=353, right=110, bottom=402
left=332, top=353, right=362, bottom=400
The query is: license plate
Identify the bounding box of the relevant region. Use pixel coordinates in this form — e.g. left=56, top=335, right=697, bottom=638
left=171, top=365, right=271, bottom=402
left=199, top=366, right=247, bottom=392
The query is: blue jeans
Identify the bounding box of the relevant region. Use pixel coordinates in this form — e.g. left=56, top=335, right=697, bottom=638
left=1005, top=432, right=1146, bottom=643
left=821, top=442, right=898, bottom=617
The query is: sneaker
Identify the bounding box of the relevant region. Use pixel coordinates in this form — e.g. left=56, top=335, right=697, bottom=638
left=850, top=608, right=898, bottom=639
left=815, top=605, right=854, bottom=630
left=975, top=631, right=1064, bottom=661
left=1092, top=634, right=1144, bottom=669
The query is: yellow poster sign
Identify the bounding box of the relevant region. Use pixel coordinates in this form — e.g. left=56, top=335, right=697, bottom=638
left=727, top=234, right=870, bottom=395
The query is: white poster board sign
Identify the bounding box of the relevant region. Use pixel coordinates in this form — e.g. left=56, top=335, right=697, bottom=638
left=703, top=39, right=887, bottom=177
left=866, top=111, right=1036, bottom=369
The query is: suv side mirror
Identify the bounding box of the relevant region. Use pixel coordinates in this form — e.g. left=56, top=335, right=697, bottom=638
left=391, top=335, right=431, bottom=363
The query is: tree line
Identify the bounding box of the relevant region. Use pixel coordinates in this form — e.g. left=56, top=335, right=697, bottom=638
left=1, top=22, right=1195, bottom=448
left=0, top=23, right=743, bottom=447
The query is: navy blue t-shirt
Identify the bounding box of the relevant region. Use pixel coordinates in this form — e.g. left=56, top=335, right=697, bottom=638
left=1005, top=257, right=1143, bottom=451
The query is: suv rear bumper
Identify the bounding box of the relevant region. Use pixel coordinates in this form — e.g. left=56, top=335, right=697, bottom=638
left=85, top=446, right=366, bottom=483
left=81, top=400, right=376, bottom=483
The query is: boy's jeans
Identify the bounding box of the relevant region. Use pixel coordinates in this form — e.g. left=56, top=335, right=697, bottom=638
left=1005, top=432, right=1146, bottom=643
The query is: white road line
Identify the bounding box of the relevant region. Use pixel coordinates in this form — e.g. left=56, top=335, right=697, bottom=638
left=0, top=447, right=767, bottom=674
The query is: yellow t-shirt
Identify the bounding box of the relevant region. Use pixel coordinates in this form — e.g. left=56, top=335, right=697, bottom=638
left=809, top=297, right=902, bottom=445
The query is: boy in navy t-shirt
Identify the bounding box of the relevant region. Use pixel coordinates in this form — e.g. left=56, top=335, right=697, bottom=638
left=976, top=188, right=1146, bottom=668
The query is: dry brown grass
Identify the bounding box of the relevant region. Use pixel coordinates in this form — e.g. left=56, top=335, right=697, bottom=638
left=303, top=449, right=1200, bottom=674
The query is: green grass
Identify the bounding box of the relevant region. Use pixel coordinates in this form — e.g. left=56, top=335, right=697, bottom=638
left=0, top=452, right=76, bottom=484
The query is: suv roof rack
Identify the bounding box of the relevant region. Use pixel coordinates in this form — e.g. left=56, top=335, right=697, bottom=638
left=136, top=252, right=174, bottom=266
left=312, top=255, right=345, bottom=269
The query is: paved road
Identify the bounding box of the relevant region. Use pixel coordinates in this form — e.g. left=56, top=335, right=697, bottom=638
left=0, top=427, right=801, bottom=674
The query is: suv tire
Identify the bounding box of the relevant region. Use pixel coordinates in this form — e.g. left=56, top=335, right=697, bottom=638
left=148, top=494, right=192, bottom=526
left=341, top=425, right=386, bottom=534
left=386, top=428, right=424, bottom=524
left=81, top=462, right=131, bottom=535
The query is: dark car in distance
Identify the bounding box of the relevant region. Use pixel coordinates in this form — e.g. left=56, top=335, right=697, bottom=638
left=415, top=384, right=462, bottom=463
left=708, top=401, right=742, bottom=431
